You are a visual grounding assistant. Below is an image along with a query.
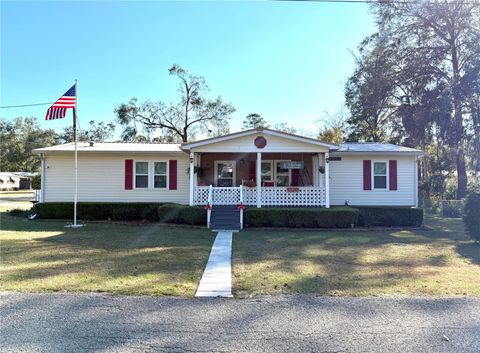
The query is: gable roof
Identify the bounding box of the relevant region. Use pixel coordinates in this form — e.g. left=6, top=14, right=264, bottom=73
left=181, top=128, right=339, bottom=150
left=33, top=142, right=183, bottom=154
left=335, top=143, right=423, bottom=155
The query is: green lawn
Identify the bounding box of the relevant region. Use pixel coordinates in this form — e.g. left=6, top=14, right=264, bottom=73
left=0, top=212, right=215, bottom=296
left=233, top=216, right=480, bottom=297
left=2, top=209, right=479, bottom=298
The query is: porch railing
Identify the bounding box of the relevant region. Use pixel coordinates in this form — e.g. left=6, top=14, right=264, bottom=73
left=194, top=186, right=326, bottom=207
left=260, top=186, right=326, bottom=207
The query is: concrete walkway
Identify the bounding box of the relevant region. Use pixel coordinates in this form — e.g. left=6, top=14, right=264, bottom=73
left=195, top=231, right=233, bottom=297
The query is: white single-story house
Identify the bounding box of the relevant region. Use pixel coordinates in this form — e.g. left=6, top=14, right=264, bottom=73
left=0, top=172, right=36, bottom=190
left=33, top=128, right=423, bottom=209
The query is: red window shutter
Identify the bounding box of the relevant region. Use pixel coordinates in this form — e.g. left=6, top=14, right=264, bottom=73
left=248, top=161, right=256, bottom=180
left=169, top=160, right=177, bottom=190
left=363, top=160, right=372, bottom=190
left=389, top=160, right=398, bottom=190
left=125, top=159, right=133, bottom=190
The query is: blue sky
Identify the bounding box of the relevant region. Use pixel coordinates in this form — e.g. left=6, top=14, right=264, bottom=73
left=1, top=1, right=375, bottom=137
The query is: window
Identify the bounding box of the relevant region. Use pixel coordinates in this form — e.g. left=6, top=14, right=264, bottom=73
left=275, top=161, right=291, bottom=187
left=135, top=161, right=169, bottom=189
left=135, top=162, right=149, bottom=188
left=261, top=161, right=273, bottom=185
left=373, top=162, right=387, bottom=189
left=154, top=162, right=167, bottom=188
left=215, top=161, right=235, bottom=187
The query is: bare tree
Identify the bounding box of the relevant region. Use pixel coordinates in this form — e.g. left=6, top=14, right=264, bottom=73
left=115, top=65, right=235, bottom=142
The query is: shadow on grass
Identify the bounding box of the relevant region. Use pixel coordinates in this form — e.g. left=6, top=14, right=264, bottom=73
left=233, top=216, right=480, bottom=296
left=0, top=212, right=215, bottom=295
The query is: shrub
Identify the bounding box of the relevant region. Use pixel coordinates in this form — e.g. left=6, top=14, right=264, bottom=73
left=35, top=202, right=73, bottom=219
left=464, top=192, right=480, bottom=241
left=31, top=174, right=41, bottom=190
left=158, top=204, right=206, bottom=225
left=35, top=202, right=164, bottom=221
left=244, top=207, right=359, bottom=228
left=140, top=204, right=160, bottom=221
left=441, top=200, right=464, bottom=218
left=354, top=206, right=423, bottom=227
left=8, top=208, right=30, bottom=217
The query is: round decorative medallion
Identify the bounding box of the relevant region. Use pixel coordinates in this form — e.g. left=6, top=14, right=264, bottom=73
left=254, top=136, right=267, bottom=149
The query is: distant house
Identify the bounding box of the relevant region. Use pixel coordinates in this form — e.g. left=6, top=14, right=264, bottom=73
left=0, top=172, right=36, bottom=191
left=33, top=128, right=423, bottom=208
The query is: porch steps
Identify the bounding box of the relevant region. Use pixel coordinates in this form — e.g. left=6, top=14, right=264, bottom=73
left=210, top=205, right=241, bottom=231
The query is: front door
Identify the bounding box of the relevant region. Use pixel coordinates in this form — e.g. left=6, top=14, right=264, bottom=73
left=214, top=160, right=236, bottom=187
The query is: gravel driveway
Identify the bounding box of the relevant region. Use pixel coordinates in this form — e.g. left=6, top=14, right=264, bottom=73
left=1, top=292, right=479, bottom=353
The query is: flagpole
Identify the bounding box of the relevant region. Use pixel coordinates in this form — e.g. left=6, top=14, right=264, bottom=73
left=72, top=79, right=79, bottom=227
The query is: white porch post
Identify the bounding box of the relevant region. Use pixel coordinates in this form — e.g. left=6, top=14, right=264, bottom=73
left=256, top=152, right=262, bottom=208
left=325, top=152, right=330, bottom=208
left=414, top=158, right=419, bottom=208
left=312, top=154, right=320, bottom=187
left=189, top=152, right=195, bottom=206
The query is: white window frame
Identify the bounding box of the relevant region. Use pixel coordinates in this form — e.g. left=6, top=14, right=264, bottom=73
left=214, top=160, right=236, bottom=187
left=134, top=160, right=150, bottom=189
left=274, top=160, right=292, bottom=187
left=371, top=160, right=389, bottom=190
left=153, top=161, right=169, bottom=189
left=134, top=160, right=170, bottom=190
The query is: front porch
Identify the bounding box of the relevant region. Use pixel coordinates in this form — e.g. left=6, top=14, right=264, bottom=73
left=182, top=129, right=337, bottom=210
left=189, top=152, right=330, bottom=208
left=194, top=185, right=327, bottom=207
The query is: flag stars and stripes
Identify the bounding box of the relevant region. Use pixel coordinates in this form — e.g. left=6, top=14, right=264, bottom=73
left=45, top=84, right=76, bottom=120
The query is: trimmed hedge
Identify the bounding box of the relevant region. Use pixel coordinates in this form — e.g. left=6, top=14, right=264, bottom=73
left=33, top=202, right=424, bottom=228
left=244, top=207, right=359, bottom=228
left=35, top=202, right=164, bottom=221
left=158, top=204, right=206, bottom=225
left=464, top=192, right=480, bottom=241
left=354, top=206, right=423, bottom=227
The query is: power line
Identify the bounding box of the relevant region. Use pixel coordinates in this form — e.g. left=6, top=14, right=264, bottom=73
left=280, top=0, right=479, bottom=4
left=0, top=102, right=54, bottom=109
left=280, top=0, right=374, bottom=3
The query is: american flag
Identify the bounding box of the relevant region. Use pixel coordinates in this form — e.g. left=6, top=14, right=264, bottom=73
left=45, top=84, right=76, bottom=120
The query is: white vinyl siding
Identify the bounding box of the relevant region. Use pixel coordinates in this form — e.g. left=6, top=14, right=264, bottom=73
left=329, top=155, right=416, bottom=206
left=43, top=152, right=189, bottom=204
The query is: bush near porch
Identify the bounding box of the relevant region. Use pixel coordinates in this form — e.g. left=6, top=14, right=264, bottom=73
left=158, top=204, right=206, bottom=225
left=34, top=202, right=423, bottom=228
left=35, top=202, right=164, bottom=221
left=244, top=207, right=359, bottom=228
left=34, top=202, right=207, bottom=225
left=354, top=207, right=423, bottom=227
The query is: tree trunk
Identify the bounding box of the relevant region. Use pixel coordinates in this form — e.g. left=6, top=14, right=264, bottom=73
left=420, top=142, right=429, bottom=200
left=456, top=147, right=468, bottom=199
left=182, top=126, right=188, bottom=143
left=449, top=32, right=467, bottom=200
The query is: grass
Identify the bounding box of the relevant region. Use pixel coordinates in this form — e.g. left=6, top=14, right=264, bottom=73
left=2, top=202, right=479, bottom=298
left=0, top=212, right=215, bottom=296
left=233, top=216, right=480, bottom=297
